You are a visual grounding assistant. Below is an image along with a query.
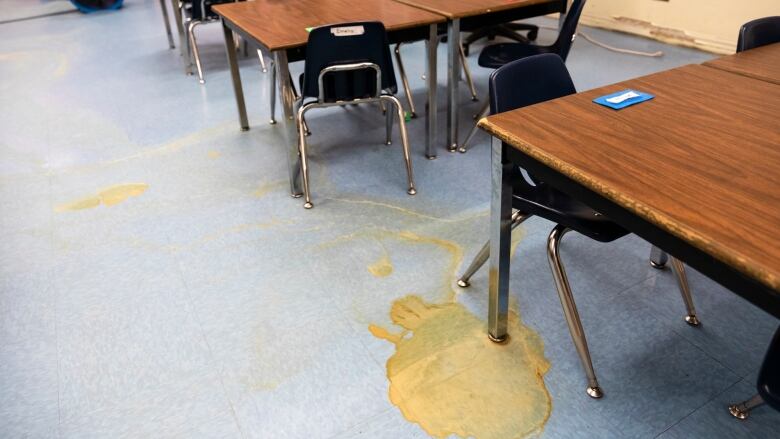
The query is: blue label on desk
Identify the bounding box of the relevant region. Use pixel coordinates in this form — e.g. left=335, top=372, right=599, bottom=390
left=593, top=89, right=654, bottom=110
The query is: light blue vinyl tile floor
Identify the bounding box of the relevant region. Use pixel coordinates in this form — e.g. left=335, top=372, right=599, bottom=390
left=1, top=1, right=778, bottom=438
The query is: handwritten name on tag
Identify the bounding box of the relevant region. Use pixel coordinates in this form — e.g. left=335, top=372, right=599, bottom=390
left=331, top=25, right=365, bottom=36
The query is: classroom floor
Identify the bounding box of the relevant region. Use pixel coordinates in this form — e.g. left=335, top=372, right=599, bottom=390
left=1, top=1, right=778, bottom=438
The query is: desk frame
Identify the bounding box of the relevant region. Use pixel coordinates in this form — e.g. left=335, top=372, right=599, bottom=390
left=487, top=136, right=780, bottom=341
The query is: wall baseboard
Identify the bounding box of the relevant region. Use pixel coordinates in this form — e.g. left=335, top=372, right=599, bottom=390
left=580, top=14, right=735, bottom=55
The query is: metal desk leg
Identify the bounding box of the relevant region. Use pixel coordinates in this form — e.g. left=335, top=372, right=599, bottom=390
left=446, top=19, right=461, bottom=152
left=426, top=24, right=439, bottom=160
left=221, top=22, right=249, bottom=131
left=273, top=50, right=303, bottom=197
left=488, top=136, right=513, bottom=342
left=171, top=0, right=186, bottom=57
left=160, top=0, right=175, bottom=49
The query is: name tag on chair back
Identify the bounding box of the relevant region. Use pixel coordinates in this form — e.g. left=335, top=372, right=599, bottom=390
left=331, top=26, right=365, bottom=37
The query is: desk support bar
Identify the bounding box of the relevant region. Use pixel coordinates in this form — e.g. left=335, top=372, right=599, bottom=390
left=488, top=136, right=513, bottom=342
left=446, top=19, right=461, bottom=152
left=274, top=50, right=303, bottom=197
left=222, top=21, right=249, bottom=131
left=426, top=24, right=439, bottom=159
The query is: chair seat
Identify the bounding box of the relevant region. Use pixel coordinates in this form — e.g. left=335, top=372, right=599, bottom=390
left=758, top=326, right=780, bottom=411
left=478, top=43, right=553, bottom=69
left=511, top=174, right=628, bottom=243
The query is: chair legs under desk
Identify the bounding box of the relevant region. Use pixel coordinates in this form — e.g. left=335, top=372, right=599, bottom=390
left=458, top=214, right=701, bottom=398
left=394, top=38, right=477, bottom=121
left=187, top=20, right=206, bottom=83
left=728, top=325, right=780, bottom=420
left=159, top=0, right=175, bottom=49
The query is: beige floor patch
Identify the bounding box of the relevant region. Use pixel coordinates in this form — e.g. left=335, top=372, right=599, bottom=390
left=371, top=295, right=551, bottom=439
left=55, top=183, right=148, bottom=211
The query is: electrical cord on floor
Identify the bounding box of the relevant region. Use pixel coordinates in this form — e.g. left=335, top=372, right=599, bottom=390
left=540, top=25, right=664, bottom=57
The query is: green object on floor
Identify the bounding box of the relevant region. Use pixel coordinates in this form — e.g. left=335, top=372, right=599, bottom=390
left=404, top=112, right=411, bottom=122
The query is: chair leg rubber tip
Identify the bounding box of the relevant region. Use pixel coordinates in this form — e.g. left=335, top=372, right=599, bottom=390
left=586, top=387, right=604, bottom=399
left=407, top=188, right=417, bottom=196
left=685, top=315, right=701, bottom=327
left=650, top=260, right=666, bottom=269
left=458, top=147, right=467, bottom=153
left=456, top=279, right=469, bottom=288
left=303, top=202, right=313, bottom=209
left=426, top=155, right=437, bottom=160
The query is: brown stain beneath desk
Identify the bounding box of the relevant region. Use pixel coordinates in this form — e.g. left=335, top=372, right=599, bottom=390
left=370, top=295, right=551, bottom=439
left=208, top=150, right=221, bottom=159
left=55, top=183, right=148, bottom=212
left=254, top=180, right=286, bottom=198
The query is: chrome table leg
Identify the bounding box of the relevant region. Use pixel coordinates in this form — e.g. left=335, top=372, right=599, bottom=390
left=257, top=49, right=267, bottom=73
left=159, top=0, right=175, bottom=49
left=425, top=23, right=438, bottom=160
left=547, top=225, right=603, bottom=399
left=274, top=50, right=303, bottom=197
left=171, top=0, right=186, bottom=58
left=269, top=56, right=277, bottom=125
left=221, top=22, right=249, bottom=131
left=488, top=136, right=513, bottom=342
left=446, top=18, right=461, bottom=152
left=650, top=245, right=669, bottom=269
left=670, top=257, right=701, bottom=326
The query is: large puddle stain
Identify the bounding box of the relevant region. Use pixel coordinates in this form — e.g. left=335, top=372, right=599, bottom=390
left=371, top=295, right=551, bottom=439
left=55, top=183, right=148, bottom=212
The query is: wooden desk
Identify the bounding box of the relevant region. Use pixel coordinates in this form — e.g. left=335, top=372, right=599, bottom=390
left=478, top=64, right=780, bottom=340
left=704, top=42, right=780, bottom=85
left=393, top=0, right=567, bottom=151
left=213, top=0, right=444, bottom=196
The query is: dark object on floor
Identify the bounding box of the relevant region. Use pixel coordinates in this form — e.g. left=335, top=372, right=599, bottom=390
left=70, top=0, right=123, bottom=13
left=729, top=326, right=780, bottom=419
left=462, top=23, right=538, bottom=56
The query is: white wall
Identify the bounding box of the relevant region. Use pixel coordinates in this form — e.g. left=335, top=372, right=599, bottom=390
left=579, top=0, right=780, bottom=54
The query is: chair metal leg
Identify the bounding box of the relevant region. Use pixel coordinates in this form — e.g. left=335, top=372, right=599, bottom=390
left=159, top=0, right=175, bottom=49
left=188, top=20, right=205, bottom=84
left=394, top=43, right=417, bottom=119
left=296, top=104, right=314, bottom=209
left=385, top=103, right=394, bottom=145
left=547, top=225, right=603, bottom=399
left=458, top=100, right=490, bottom=153
left=269, top=57, right=277, bottom=125
left=669, top=257, right=701, bottom=326
left=729, top=394, right=764, bottom=420
left=382, top=95, right=416, bottom=196
left=457, top=211, right=530, bottom=287
left=459, top=41, right=478, bottom=101
left=650, top=246, right=669, bottom=269
left=257, top=49, right=267, bottom=73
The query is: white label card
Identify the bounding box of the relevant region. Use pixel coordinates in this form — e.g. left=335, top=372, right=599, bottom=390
left=331, top=26, right=365, bottom=37
left=606, top=91, right=641, bottom=104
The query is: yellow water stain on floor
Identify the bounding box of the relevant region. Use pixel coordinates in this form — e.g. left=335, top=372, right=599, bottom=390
left=208, top=150, right=221, bottom=159
left=371, top=295, right=552, bottom=439
left=368, top=253, right=394, bottom=278
left=55, top=183, right=148, bottom=212
left=254, top=180, right=286, bottom=198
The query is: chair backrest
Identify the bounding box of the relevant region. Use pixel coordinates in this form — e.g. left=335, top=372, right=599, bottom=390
left=190, top=0, right=237, bottom=21
left=737, top=16, right=780, bottom=52
left=489, top=54, right=576, bottom=187
left=302, top=22, right=397, bottom=102
left=489, top=53, right=576, bottom=115
left=550, top=0, right=587, bottom=61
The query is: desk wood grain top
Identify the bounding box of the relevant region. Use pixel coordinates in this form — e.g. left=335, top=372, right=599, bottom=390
left=393, top=0, right=557, bottom=19
left=479, top=64, right=780, bottom=293
left=704, top=43, right=780, bottom=85
left=213, top=0, right=444, bottom=51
